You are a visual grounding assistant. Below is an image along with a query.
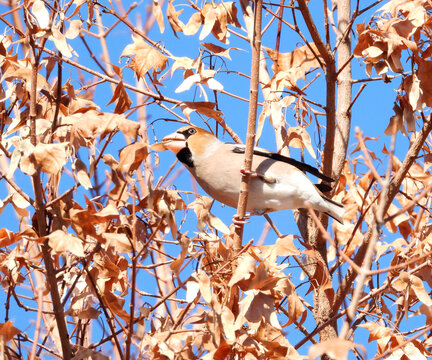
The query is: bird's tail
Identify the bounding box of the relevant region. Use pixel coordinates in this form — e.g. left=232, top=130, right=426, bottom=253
left=322, top=196, right=345, bottom=224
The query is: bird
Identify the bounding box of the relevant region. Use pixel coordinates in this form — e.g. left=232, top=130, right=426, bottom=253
left=151, top=125, right=344, bottom=224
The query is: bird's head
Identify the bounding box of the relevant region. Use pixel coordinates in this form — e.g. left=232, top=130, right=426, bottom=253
left=150, top=125, right=220, bottom=158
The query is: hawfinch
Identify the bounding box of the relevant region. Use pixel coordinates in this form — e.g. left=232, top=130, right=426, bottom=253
left=151, top=126, right=344, bottom=224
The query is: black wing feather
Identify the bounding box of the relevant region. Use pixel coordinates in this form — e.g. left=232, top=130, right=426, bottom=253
left=231, top=145, right=334, bottom=183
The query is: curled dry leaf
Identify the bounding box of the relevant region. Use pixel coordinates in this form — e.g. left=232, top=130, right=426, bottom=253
left=118, top=142, right=148, bottom=175
left=183, top=2, right=241, bottom=43
left=153, top=0, right=165, bottom=33
left=201, top=42, right=238, bottom=60
left=65, top=19, right=83, bottom=39
left=188, top=196, right=229, bottom=234
left=392, top=271, right=432, bottom=305
left=34, top=142, right=69, bottom=174
left=74, top=158, right=92, bottom=190
left=265, top=43, right=322, bottom=93
left=48, top=229, right=85, bottom=257
left=31, top=0, right=50, bottom=29
left=167, top=0, right=185, bottom=36
left=102, top=232, right=133, bottom=253
left=234, top=290, right=281, bottom=333
left=107, top=81, right=132, bottom=114
left=178, top=101, right=224, bottom=123
left=50, top=25, right=76, bottom=58
left=0, top=228, right=20, bottom=247
left=121, top=36, right=168, bottom=80
left=283, top=126, right=316, bottom=159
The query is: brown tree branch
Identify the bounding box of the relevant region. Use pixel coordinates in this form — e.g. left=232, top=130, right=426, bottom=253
left=232, top=0, right=263, bottom=249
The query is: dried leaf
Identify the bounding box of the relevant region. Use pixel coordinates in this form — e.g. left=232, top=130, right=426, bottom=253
left=188, top=196, right=229, bottom=234
left=121, top=36, right=168, bottom=80
left=284, top=126, right=316, bottom=159
left=65, top=19, right=83, bottom=39
left=178, top=101, right=224, bottom=123
left=167, top=0, right=185, bottom=36
left=33, top=142, right=69, bottom=174
left=0, top=321, right=21, bottom=343
left=118, top=142, right=148, bottom=174
left=48, top=229, right=85, bottom=257
left=201, top=42, right=233, bottom=60
left=153, top=0, right=165, bottom=33
left=107, top=81, right=132, bottom=114
left=50, top=25, right=75, bottom=58
left=31, top=0, right=50, bottom=29
left=75, top=158, right=92, bottom=190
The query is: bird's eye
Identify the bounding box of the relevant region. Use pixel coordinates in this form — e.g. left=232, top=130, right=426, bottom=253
left=188, top=128, right=197, bottom=135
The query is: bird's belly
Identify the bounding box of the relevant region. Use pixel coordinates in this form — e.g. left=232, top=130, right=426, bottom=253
left=247, top=181, right=304, bottom=211
left=193, top=168, right=305, bottom=212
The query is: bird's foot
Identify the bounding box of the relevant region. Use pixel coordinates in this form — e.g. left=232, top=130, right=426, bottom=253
left=240, top=168, right=276, bottom=183
left=232, top=213, right=250, bottom=228
left=240, top=168, right=258, bottom=177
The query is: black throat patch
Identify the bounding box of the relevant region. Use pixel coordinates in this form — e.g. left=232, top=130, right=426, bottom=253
left=177, top=147, right=194, bottom=168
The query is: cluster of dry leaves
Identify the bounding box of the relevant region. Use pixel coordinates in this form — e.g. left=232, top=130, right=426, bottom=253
left=0, top=0, right=432, bottom=359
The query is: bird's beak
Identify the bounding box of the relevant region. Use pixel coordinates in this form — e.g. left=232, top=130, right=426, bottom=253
left=150, top=131, right=186, bottom=154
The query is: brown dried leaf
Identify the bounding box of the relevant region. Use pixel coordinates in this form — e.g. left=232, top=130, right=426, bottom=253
left=48, top=229, right=85, bottom=257
left=411, top=274, right=432, bottom=305
left=228, top=253, right=256, bottom=288
left=102, top=232, right=133, bottom=253
left=235, top=290, right=280, bottom=333
left=284, top=126, right=316, bottom=159
left=170, top=234, right=190, bottom=276
left=359, top=322, right=391, bottom=342
left=75, top=158, right=92, bottom=190
left=33, top=142, right=69, bottom=174
left=107, top=81, right=132, bottom=114
left=178, top=101, right=224, bottom=123
left=102, top=290, right=129, bottom=322
left=188, top=196, right=229, bottom=234
left=287, top=293, right=306, bottom=325
left=153, top=0, right=165, bottom=33
left=0, top=321, right=21, bottom=343
left=0, top=228, right=20, bottom=247
left=121, top=36, right=168, bottom=80
left=117, top=142, right=148, bottom=175
left=201, top=42, right=234, bottom=60
left=167, top=0, right=185, bottom=36
left=418, top=59, right=432, bottom=107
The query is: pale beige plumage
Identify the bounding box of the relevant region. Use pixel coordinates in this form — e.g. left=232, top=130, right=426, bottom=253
left=151, top=125, right=344, bottom=223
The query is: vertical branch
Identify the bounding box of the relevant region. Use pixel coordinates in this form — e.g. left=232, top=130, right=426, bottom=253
left=233, top=0, right=263, bottom=249
left=24, top=5, right=72, bottom=359
left=332, top=0, right=352, bottom=183
left=297, top=0, right=336, bottom=179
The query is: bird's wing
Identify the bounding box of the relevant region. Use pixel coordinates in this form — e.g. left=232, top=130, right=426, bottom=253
left=230, top=144, right=334, bottom=183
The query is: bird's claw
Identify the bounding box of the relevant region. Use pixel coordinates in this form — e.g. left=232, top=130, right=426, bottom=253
left=232, top=214, right=250, bottom=228
left=240, top=168, right=258, bottom=177
left=240, top=168, right=276, bottom=183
